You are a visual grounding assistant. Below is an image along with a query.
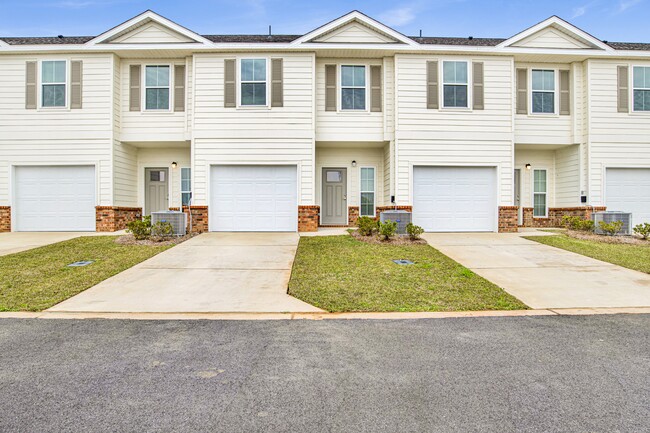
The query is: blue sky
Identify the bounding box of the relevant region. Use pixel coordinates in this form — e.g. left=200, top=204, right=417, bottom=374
left=1, top=0, right=649, bottom=42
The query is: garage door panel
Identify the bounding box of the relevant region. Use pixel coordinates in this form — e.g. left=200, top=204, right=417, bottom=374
left=606, top=168, right=650, bottom=226
left=413, top=166, right=497, bottom=232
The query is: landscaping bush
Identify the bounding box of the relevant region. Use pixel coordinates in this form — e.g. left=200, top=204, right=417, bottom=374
left=377, top=220, right=398, bottom=241
left=561, top=215, right=595, bottom=232
left=150, top=221, right=174, bottom=240
left=126, top=217, right=152, bottom=240
left=598, top=220, right=624, bottom=236
left=406, top=223, right=425, bottom=240
left=633, top=222, right=650, bottom=240
left=357, top=216, right=377, bottom=236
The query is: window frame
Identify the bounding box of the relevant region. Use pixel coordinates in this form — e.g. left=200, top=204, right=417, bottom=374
left=441, top=60, right=470, bottom=109
left=238, top=57, right=269, bottom=108
left=38, top=59, right=69, bottom=110
left=632, top=65, right=650, bottom=113
left=532, top=168, right=548, bottom=218
left=142, top=64, right=173, bottom=112
left=530, top=68, right=558, bottom=115
left=180, top=167, right=191, bottom=207
left=339, top=64, right=369, bottom=112
left=359, top=166, right=376, bottom=217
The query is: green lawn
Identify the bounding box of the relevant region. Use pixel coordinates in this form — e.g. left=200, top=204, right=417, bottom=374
left=525, top=234, right=650, bottom=274
left=288, top=235, right=528, bottom=312
left=0, top=236, right=171, bottom=312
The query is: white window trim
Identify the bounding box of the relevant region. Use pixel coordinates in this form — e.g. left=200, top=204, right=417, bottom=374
left=359, top=166, right=376, bottom=217
left=180, top=166, right=191, bottom=207
left=632, top=65, right=650, bottom=113
left=237, top=57, right=270, bottom=109
left=441, top=60, right=471, bottom=110
left=530, top=68, right=559, bottom=116
left=532, top=168, right=548, bottom=218
left=339, top=64, right=369, bottom=112
left=142, top=64, right=173, bottom=112
left=38, top=59, right=69, bottom=110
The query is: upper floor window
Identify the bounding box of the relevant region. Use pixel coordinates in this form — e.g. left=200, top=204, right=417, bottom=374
left=341, top=65, right=366, bottom=110
left=145, top=65, right=170, bottom=110
left=442, top=61, right=468, bottom=108
left=531, top=69, right=555, bottom=114
left=633, top=66, right=650, bottom=112
left=41, top=60, right=66, bottom=108
left=240, top=59, right=267, bottom=106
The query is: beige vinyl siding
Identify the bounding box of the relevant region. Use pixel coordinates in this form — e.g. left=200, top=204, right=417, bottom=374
left=555, top=144, right=580, bottom=206
left=587, top=59, right=650, bottom=206
left=314, top=23, right=395, bottom=43
left=0, top=54, right=113, bottom=206
left=192, top=53, right=315, bottom=205
left=512, top=27, right=591, bottom=49
left=383, top=57, right=395, bottom=140
left=120, top=59, right=189, bottom=142
left=383, top=142, right=391, bottom=203
left=315, top=58, right=385, bottom=142
left=112, top=141, right=138, bottom=207
left=394, top=54, right=514, bottom=205
left=136, top=147, right=190, bottom=210
left=515, top=150, right=556, bottom=209
left=110, top=22, right=194, bottom=44
left=315, top=146, right=385, bottom=208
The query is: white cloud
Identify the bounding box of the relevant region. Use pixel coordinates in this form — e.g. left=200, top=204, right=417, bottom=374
left=377, top=6, right=416, bottom=27
left=618, top=0, right=643, bottom=12
left=572, top=5, right=588, bottom=18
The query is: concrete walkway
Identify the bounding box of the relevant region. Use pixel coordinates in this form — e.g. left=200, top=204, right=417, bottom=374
left=423, top=232, right=650, bottom=309
left=49, top=232, right=322, bottom=313
left=0, top=231, right=124, bottom=256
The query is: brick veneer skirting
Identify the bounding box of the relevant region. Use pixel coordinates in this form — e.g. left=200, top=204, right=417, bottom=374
left=522, top=206, right=607, bottom=228
left=96, top=206, right=142, bottom=232
left=298, top=205, right=319, bottom=232
left=498, top=206, right=519, bottom=233
left=348, top=206, right=360, bottom=226
left=0, top=206, right=10, bottom=232
left=169, top=206, right=209, bottom=233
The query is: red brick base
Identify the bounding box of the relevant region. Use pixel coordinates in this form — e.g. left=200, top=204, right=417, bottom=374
left=522, top=206, right=606, bottom=228
left=498, top=206, right=519, bottom=233
left=348, top=206, right=360, bottom=226
left=298, top=205, right=319, bottom=232
left=96, top=206, right=142, bottom=232
left=0, top=206, right=10, bottom=232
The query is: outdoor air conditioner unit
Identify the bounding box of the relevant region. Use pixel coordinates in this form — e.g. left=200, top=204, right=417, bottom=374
left=380, top=210, right=412, bottom=235
left=151, top=211, right=187, bottom=236
left=592, top=211, right=632, bottom=235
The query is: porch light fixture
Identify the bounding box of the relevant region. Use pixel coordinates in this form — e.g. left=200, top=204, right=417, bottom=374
left=352, top=160, right=357, bottom=167
left=171, top=162, right=178, bottom=168
left=525, top=164, right=532, bottom=170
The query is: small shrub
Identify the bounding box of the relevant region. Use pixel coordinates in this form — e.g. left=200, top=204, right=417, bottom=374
left=561, top=215, right=594, bottom=232
left=633, top=222, right=650, bottom=240
left=126, top=218, right=151, bottom=240
left=406, top=223, right=425, bottom=240
left=357, top=216, right=377, bottom=236
left=377, top=220, right=398, bottom=241
left=150, top=221, right=174, bottom=240
left=598, top=220, right=623, bottom=236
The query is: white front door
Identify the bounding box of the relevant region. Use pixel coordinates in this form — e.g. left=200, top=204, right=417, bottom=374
left=14, top=165, right=96, bottom=231
left=413, top=166, right=497, bottom=232
left=606, top=168, right=650, bottom=226
left=210, top=165, right=298, bottom=232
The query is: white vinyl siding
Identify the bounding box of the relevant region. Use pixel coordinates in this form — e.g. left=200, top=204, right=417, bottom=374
left=360, top=167, right=375, bottom=216
left=533, top=169, right=548, bottom=217
left=181, top=167, right=191, bottom=206
left=442, top=61, right=468, bottom=108
left=240, top=59, right=267, bottom=106
left=633, top=66, right=650, bottom=112
left=340, top=65, right=366, bottom=110
left=41, top=60, right=66, bottom=108
left=144, top=65, right=170, bottom=110
left=531, top=69, right=555, bottom=114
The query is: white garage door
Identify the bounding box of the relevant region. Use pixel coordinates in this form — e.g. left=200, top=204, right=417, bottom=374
left=606, top=168, right=650, bottom=226
left=413, top=166, right=497, bottom=232
left=210, top=165, right=297, bottom=232
left=15, top=165, right=96, bottom=231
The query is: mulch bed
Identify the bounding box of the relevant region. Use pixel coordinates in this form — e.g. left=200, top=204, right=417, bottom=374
left=565, top=229, right=650, bottom=246
left=349, top=230, right=427, bottom=245
left=115, top=233, right=196, bottom=246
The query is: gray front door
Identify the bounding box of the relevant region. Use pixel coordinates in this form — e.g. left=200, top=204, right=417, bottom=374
left=321, top=168, right=347, bottom=225
left=514, top=169, right=522, bottom=225
left=145, top=168, right=169, bottom=215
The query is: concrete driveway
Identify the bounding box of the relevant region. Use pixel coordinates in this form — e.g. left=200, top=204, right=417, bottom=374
left=0, top=231, right=117, bottom=256
left=423, top=232, right=650, bottom=309
left=49, top=232, right=322, bottom=313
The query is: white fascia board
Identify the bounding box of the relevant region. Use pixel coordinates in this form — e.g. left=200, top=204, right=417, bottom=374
left=0, top=39, right=9, bottom=48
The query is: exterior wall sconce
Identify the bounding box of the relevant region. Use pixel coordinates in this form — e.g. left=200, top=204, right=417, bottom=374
left=525, top=163, right=531, bottom=170
left=171, top=162, right=178, bottom=168
left=352, top=160, right=357, bottom=167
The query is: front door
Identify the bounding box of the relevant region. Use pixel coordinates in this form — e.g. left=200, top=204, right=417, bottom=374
left=145, top=168, right=169, bottom=215
left=514, top=169, right=522, bottom=225
left=321, top=168, right=347, bottom=225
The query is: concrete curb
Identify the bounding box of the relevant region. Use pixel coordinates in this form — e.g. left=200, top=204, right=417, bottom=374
left=0, top=307, right=648, bottom=321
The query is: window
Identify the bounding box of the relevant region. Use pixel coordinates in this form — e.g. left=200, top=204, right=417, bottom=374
left=181, top=167, right=191, bottom=206
left=145, top=65, right=170, bottom=110
left=360, top=167, right=375, bottom=217
left=341, top=65, right=366, bottom=110
left=633, top=66, right=650, bottom=112
left=442, top=61, right=468, bottom=108
left=533, top=169, right=547, bottom=217
left=41, top=60, right=66, bottom=107
left=531, top=70, right=555, bottom=114
left=240, top=59, right=267, bottom=106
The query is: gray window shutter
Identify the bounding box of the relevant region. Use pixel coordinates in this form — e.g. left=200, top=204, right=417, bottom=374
left=70, top=60, right=83, bottom=109
left=271, top=58, right=283, bottom=107
left=516, top=68, right=528, bottom=115
left=426, top=61, right=438, bottom=109
left=174, top=65, right=185, bottom=112
left=617, top=65, right=629, bottom=113
left=370, top=65, right=382, bottom=112
left=559, top=70, right=570, bottom=115
left=325, top=64, right=337, bottom=111
left=129, top=64, right=141, bottom=111
left=25, top=61, right=37, bottom=109
left=224, top=59, right=236, bottom=108
left=472, top=62, right=484, bottom=110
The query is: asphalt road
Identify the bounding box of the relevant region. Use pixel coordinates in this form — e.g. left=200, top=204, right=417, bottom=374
left=0, top=315, right=648, bottom=433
